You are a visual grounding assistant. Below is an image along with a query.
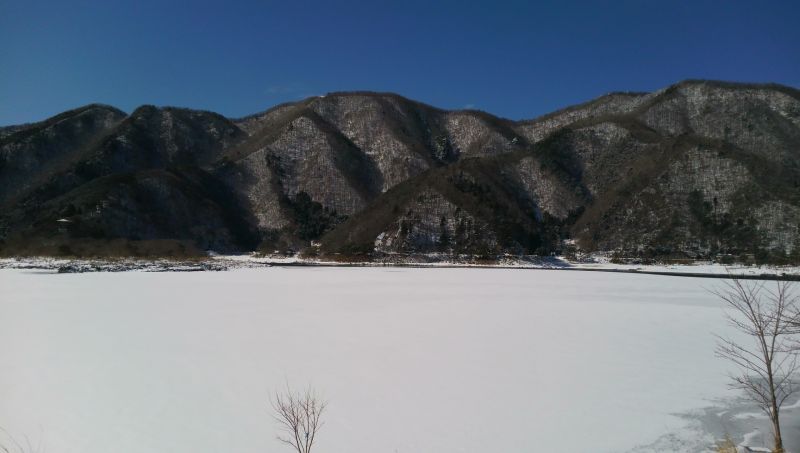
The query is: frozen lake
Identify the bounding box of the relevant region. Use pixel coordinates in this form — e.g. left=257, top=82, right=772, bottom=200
left=0, top=267, right=796, bottom=452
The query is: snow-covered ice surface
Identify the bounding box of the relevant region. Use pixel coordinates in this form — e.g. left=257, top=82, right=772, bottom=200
left=1, top=267, right=798, bottom=452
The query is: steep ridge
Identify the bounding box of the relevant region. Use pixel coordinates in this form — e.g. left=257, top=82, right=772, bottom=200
left=1, top=80, right=798, bottom=262
left=0, top=104, right=126, bottom=205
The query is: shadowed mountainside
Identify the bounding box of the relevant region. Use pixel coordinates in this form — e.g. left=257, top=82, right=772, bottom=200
left=1, top=80, right=799, bottom=262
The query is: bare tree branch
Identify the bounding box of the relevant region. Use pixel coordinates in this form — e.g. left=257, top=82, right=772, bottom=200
left=0, top=427, right=43, bottom=453
left=713, top=277, right=799, bottom=453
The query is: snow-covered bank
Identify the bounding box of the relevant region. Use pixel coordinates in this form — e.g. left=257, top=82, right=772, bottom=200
left=2, top=254, right=799, bottom=279
left=1, top=267, right=797, bottom=452
left=0, top=256, right=237, bottom=272
left=568, top=259, right=800, bottom=278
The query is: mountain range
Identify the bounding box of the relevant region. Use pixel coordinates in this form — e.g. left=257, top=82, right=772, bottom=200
left=1, top=80, right=799, bottom=263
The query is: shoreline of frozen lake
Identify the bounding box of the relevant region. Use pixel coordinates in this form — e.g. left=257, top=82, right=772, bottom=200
left=1, top=267, right=798, bottom=452
left=2, top=255, right=799, bottom=280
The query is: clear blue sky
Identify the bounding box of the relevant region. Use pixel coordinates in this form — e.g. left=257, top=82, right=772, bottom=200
left=1, top=0, right=798, bottom=125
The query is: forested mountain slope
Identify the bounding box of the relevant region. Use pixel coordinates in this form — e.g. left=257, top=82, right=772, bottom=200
left=1, top=80, right=798, bottom=262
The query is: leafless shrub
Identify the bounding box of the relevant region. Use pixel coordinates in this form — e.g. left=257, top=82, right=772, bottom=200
left=271, top=384, right=326, bottom=453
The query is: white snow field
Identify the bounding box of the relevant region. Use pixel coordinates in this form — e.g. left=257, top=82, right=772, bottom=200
left=0, top=267, right=796, bottom=452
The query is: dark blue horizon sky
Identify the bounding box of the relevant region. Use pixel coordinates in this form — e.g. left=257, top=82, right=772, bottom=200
left=1, top=0, right=798, bottom=126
